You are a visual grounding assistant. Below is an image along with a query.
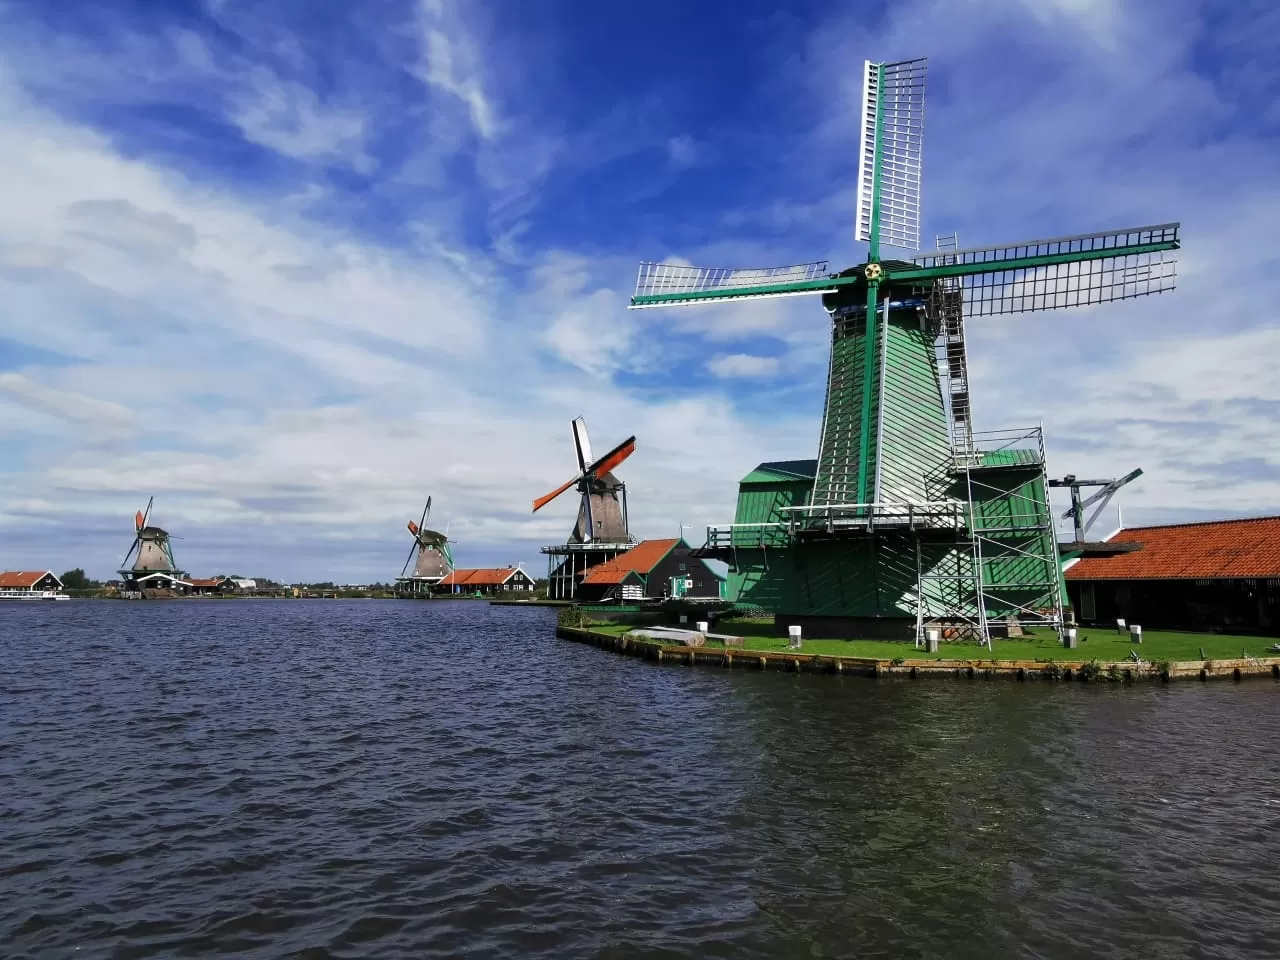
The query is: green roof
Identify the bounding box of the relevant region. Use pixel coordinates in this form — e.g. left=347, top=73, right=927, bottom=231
left=977, top=449, right=1043, bottom=468
left=740, top=459, right=818, bottom=484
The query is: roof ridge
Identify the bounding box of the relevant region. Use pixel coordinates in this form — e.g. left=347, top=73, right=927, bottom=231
left=1120, top=513, right=1280, bottom=532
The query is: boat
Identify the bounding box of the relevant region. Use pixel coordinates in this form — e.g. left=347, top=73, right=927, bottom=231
left=0, top=589, right=70, bottom=601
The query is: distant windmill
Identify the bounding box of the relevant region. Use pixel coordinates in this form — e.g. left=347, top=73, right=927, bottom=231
left=119, top=497, right=179, bottom=581
left=533, top=417, right=635, bottom=544
left=627, top=56, right=1181, bottom=647
left=536, top=418, right=637, bottom=601
left=396, top=497, right=454, bottom=597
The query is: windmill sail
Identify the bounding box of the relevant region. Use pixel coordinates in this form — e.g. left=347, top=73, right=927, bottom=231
left=630, top=260, right=833, bottom=308
left=532, top=421, right=634, bottom=545
left=856, top=58, right=927, bottom=252
left=905, top=223, right=1180, bottom=315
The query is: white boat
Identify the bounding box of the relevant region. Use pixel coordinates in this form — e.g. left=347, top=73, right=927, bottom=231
left=0, top=589, right=71, bottom=601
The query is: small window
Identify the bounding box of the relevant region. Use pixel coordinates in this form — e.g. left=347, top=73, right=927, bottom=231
left=678, top=562, right=686, bottom=571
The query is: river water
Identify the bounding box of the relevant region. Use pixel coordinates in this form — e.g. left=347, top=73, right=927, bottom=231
left=2, top=600, right=1278, bottom=958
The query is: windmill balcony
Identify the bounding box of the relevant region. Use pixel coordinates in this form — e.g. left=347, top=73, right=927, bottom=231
left=955, top=426, right=1047, bottom=472
left=705, top=501, right=969, bottom=550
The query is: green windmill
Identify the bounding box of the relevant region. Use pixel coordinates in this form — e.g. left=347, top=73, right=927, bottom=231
left=629, top=57, right=1180, bottom=647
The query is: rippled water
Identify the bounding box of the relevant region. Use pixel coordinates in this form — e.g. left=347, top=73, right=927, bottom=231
left=3, top=600, right=1279, bottom=958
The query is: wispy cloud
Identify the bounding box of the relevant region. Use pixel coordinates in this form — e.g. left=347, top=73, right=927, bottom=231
left=0, top=0, right=1274, bottom=580
left=708, top=354, right=779, bottom=379
left=413, top=0, right=499, bottom=140
left=0, top=372, right=134, bottom=433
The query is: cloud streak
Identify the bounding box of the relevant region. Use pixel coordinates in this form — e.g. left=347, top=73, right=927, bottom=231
left=0, top=0, right=1275, bottom=581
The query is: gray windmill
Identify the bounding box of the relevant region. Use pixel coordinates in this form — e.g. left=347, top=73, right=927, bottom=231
left=536, top=417, right=637, bottom=600
left=119, top=497, right=182, bottom=587
left=395, top=497, right=455, bottom=597
left=628, top=56, right=1180, bottom=647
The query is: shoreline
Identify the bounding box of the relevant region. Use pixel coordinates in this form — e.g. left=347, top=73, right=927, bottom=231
left=556, top=625, right=1280, bottom=683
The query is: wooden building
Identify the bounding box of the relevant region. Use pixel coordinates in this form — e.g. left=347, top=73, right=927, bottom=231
left=575, top=538, right=725, bottom=604
left=0, top=570, right=65, bottom=598
left=435, top=567, right=537, bottom=596
left=1065, top=516, right=1280, bottom=635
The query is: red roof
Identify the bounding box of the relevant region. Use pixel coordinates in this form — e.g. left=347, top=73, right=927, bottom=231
left=187, top=577, right=226, bottom=588
left=0, top=570, right=57, bottom=588
left=1066, top=516, right=1280, bottom=581
left=439, top=568, right=528, bottom=587
left=581, top=539, right=681, bottom=585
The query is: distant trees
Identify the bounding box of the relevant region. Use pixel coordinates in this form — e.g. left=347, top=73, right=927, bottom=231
left=60, top=569, right=100, bottom=590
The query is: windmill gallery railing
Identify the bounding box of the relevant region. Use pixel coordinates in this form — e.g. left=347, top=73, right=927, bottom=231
left=706, top=501, right=968, bottom=549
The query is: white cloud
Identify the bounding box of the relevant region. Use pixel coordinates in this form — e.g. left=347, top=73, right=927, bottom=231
left=229, top=68, right=373, bottom=170
left=0, top=0, right=1277, bottom=582
left=707, top=353, right=779, bottom=379
left=0, top=59, right=807, bottom=579
left=415, top=2, right=498, bottom=140
left=0, top=372, right=134, bottom=432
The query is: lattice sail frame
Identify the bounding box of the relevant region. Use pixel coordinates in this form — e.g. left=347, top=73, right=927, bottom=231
left=910, top=223, right=1180, bottom=315
left=856, top=58, right=927, bottom=252
left=632, top=260, right=830, bottom=307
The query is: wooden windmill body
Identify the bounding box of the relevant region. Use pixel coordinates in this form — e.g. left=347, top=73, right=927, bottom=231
left=536, top=418, right=637, bottom=601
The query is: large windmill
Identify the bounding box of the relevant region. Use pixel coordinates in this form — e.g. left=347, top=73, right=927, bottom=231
left=119, top=497, right=181, bottom=585
left=395, top=497, right=455, bottom=597
left=535, top=417, right=637, bottom=600
left=629, top=57, right=1180, bottom=646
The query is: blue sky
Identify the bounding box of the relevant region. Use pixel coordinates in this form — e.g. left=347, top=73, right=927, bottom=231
left=0, top=0, right=1277, bottom=582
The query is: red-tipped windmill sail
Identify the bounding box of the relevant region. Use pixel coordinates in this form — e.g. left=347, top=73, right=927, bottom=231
left=532, top=435, right=636, bottom=512
left=532, top=418, right=635, bottom=546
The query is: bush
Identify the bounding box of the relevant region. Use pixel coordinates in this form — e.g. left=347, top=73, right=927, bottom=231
left=556, top=605, right=592, bottom=629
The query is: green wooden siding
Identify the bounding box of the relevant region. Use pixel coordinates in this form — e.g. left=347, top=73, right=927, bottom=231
left=876, top=318, right=952, bottom=503
left=813, top=317, right=873, bottom=505
left=813, top=306, right=951, bottom=507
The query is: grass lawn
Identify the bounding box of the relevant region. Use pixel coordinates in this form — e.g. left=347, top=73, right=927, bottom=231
left=583, top=619, right=1279, bottom=663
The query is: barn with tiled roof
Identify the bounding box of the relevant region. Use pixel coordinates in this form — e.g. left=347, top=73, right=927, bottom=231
left=436, top=566, right=536, bottom=595
left=1064, top=516, right=1280, bottom=634
left=575, top=538, right=723, bottom=603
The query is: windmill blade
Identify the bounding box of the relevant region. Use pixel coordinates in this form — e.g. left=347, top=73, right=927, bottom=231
left=572, top=417, right=593, bottom=473
left=533, top=475, right=580, bottom=513
left=407, top=520, right=420, bottom=537
left=422, top=496, right=432, bottom=529
left=902, top=223, right=1180, bottom=316
left=141, top=496, right=153, bottom=529
left=399, top=541, right=417, bottom=580
left=856, top=57, right=927, bottom=251
left=630, top=260, right=835, bottom=309
left=135, top=510, right=145, bottom=533
left=121, top=537, right=141, bottom=570
left=586, top=436, right=636, bottom=479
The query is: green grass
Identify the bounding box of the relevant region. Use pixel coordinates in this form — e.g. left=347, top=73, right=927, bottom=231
left=583, top=619, right=1279, bottom=663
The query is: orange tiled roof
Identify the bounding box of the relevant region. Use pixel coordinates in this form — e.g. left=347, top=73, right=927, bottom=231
left=1066, top=516, right=1280, bottom=581
left=0, top=570, right=55, bottom=588
left=187, top=577, right=226, bottom=588
left=439, top=568, right=527, bottom=587
left=581, top=539, right=681, bottom=585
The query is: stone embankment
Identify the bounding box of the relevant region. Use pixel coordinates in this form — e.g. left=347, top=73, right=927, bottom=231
left=556, top=626, right=1280, bottom=683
